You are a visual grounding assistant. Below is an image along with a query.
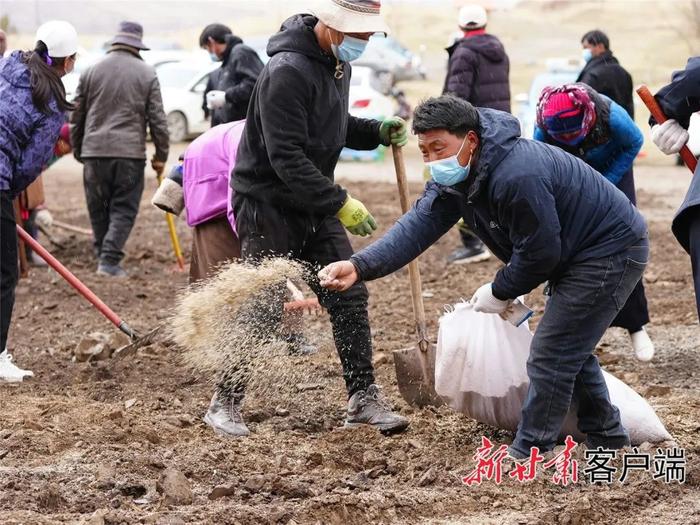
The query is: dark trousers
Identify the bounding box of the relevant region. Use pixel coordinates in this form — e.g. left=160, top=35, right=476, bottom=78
left=0, top=191, right=18, bottom=351
left=83, top=158, right=145, bottom=266
left=459, top=223, right=483, bottom=250
left=511, top=238, right=649, bottom=457
left=610, top=169, right=650, bottom=332
left=690, top=215, right=700, bottom=320
left=226, top=194, right=375, bottom=398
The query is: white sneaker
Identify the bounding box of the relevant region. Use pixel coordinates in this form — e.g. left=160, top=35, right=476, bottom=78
left=0, top=350, right=34, bottom=383
left=631, top=328, right=654, bottom=362
left=203, top=392, right=250, bottom=437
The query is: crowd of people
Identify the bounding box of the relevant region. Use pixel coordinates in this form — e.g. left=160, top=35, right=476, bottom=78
left=1, top=0, right=699, bottom=460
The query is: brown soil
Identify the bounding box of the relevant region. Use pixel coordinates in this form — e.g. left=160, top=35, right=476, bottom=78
left=1, top=161, right=698, bottom=525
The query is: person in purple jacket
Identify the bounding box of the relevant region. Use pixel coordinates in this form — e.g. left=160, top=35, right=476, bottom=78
left=0, top=21, right=78, bottom=383
left=152, top=121, right=243, bottom=283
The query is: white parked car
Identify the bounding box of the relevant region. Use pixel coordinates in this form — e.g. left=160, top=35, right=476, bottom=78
left=156, top=60, right=219, bottom=142
left=341, top=66, right=398, bottom=161
left=348, top=65, right=396, bottom=120
left=62, top=49, right=195, bottom=103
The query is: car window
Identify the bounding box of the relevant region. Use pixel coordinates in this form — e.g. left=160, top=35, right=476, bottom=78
left=157, top=65, right=200, bottom=89
left=192, top=74, right=210, bottom=93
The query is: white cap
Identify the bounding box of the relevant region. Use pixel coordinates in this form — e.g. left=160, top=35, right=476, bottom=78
left=311, top=0, right=390, bottom=35
left=459, top=4, right=488, bottom=30
left=35, top=20, right=78, bottom=58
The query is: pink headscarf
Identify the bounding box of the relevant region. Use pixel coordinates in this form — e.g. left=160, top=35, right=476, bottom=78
left=536, top=83, right=597, bottom=138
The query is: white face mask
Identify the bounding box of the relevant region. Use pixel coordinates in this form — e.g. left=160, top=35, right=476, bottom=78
left=425, top=136, right=472, bottom=186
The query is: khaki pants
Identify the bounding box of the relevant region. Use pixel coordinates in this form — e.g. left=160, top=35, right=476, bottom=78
left=189, top=216, right=240, bottom=283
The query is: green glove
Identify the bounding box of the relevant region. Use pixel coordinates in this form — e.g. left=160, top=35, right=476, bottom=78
left=336, top=196, right=378, bottom=237
left=379, top=116, right=408, bottom=147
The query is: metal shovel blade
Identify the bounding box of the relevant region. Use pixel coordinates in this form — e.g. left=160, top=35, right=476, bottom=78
left=393, top=342, right=444, bottom=408
left=113, top=326, right=162, bottom=359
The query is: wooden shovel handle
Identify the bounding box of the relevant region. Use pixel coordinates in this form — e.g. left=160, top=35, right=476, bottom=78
left=391, top=145, right=430, bottom=352
left=636, top=84, right=698, bottom=173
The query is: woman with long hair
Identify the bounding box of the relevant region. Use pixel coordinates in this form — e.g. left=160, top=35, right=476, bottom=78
left=0, top=20, right=78, bottom=382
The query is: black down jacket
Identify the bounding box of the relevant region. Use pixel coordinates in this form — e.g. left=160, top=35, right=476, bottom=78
left=443, top=34, right=510, bottom=113
left=576, top=50, right=634, bottom=118
left=210, top=35, right=264, bottom=125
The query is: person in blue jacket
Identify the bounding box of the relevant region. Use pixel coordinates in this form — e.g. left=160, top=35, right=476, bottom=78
left=648, top=56, right=700, bottom=323
left=0, top=21, right=78, bottom=383
left=533, top=83, right=653, bottom=362
left=318, top=95, right=649, bottom=459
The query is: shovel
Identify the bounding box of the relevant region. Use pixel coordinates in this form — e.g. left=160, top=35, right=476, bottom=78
left=155, top=170, right=186, bottom=271
left=15, top=225, right=158, bottom=355
left=390, top=145, right=444, bottom=408
left=636, top=84, right=698, bottom=172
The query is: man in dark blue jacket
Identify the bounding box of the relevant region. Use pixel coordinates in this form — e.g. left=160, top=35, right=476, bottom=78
left=650, top=56, right=700, bottom=321
left=319, top=95, right=649, bottom=458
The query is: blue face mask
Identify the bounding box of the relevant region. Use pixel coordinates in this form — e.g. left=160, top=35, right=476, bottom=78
left=331, top=33, right=369, bottom=63
left=552, top=132, right=586, bottom=146
left=582, top=48, right=593, bottom=63
left=209, top=52, right=221, bottom=62
left=426, top=137, right=472, bottom=186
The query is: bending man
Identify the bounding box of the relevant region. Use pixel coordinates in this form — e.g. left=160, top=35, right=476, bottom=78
left=319, top=95, right=648, bottom=458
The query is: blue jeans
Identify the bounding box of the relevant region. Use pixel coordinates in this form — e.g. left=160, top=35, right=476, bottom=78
left=510, top=237, right=649, bottom=458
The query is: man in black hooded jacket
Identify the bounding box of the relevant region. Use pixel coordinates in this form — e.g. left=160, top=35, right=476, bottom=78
left=199, top=24, right=263, bottom=126
left=202, top=1, right=410, bottom=439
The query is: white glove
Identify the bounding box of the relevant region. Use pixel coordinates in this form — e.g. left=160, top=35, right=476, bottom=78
left=651, top=119, right=689, bottom=155
left=35, top=209, right=53, bottom=229
left=206, top=90, right=226, bottom=110
left=470, top=282, right=509, bottom=314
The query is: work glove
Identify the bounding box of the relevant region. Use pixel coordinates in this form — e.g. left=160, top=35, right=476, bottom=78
left=379, top=116, right=408, bottom=147
left=151, top=157, right=166, bottom=177
left=336, top=196, right=377, bottom=237
left=470, top=282, right=509, bottom=314
left=206, top=90, right=226, bottom=110
left=35, top=209, right=53, bottom=230
left=151, top=177, right=185, bottom=216
left=651, top=119, right=689, bottom=155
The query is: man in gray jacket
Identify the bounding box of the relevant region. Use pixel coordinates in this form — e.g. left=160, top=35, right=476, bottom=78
left=71, top=21, right=169, bottom=277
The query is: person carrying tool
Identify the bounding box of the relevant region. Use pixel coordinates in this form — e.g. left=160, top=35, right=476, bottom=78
left=0, top=20, right=79, bottom=382
left=534, top=83, right=654, bottom=361
left=441, top=3, right=510, bottom=266
left=205, top=0, right=410, bottom=438
left=319, top=94, right=649, bottom=459
left=70, top=21, right=169, bottom=278
left=18, top=123, right=73, bottom=267
left=648, top=57, right=700, bottom=321
left=199, top=24, right=264, bottom=127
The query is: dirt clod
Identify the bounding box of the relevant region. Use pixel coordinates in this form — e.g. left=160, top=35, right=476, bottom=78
left=208, top=485, right=237, bottom=500
left=158, top=469, right=193, bottom=506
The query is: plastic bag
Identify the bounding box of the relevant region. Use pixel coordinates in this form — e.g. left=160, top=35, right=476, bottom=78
left=435, top=302, right=671, bottom=444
